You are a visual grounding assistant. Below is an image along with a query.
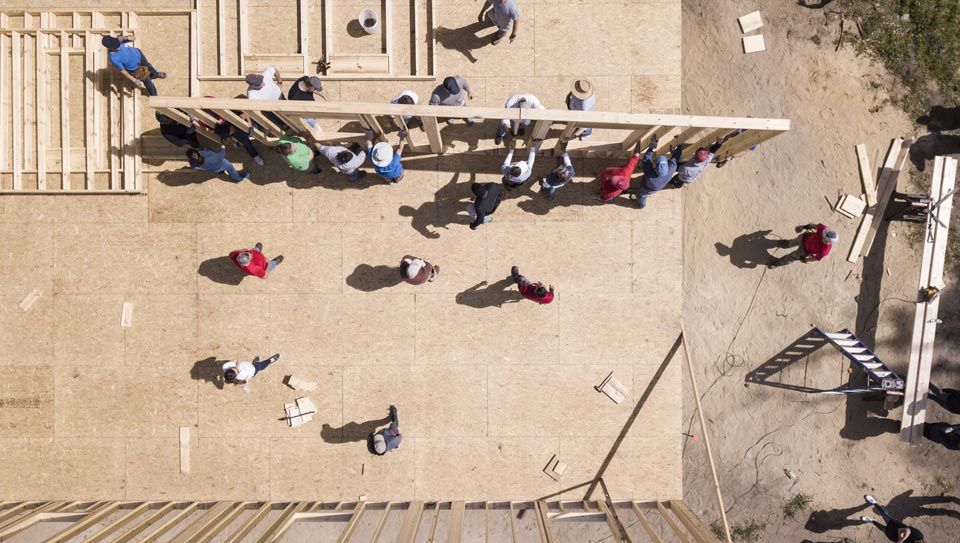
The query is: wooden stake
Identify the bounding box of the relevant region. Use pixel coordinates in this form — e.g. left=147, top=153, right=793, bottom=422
left=856, top=143, right=876, bottom=206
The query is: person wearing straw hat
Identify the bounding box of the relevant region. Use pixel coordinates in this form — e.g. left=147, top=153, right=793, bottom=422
left=768, top=223, right=838, bottom=268
left=366, top=130, right=407, bottom=183
left=566, top=79, right=596, bottom=140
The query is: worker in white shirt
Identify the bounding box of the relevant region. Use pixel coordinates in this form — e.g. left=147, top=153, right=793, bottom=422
left=390, top=90, right=422, bottom=130
left=494, top=93, right=544, bottom=145
left=222, top=353, right=281, bottom=389
left=502, top=139, right=541, bottom=189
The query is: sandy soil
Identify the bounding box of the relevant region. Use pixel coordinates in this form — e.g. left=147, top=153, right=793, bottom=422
left=680, top=1, right=960, bottom=541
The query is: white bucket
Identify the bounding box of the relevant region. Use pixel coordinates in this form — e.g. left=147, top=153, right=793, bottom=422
left=358, top=9, right=380, bottom=34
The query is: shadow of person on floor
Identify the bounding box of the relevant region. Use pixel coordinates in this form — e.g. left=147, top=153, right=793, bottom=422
left=923, top=422, right=960, bottom=450
left=805, top=502, right=869, bottom=533
left=191, top=357, right=226, bottom=390
left=198, top=256, right=246, bottom=286
left=929, top=384, right=960, bottom=415
left=838, top=412, right=900, bottom=440
left=714, top=230, right=782, bottom=269
left=320, top=416, right=392, bottom=444
left=909, top=132, right=960, bottom=171
left=435, top=21, right=492, bottom=64
left=917, top=105, right=960, bottom=132
left=346, top=264, right=403, bottom=291
left=796, top=0, right=835, bottom=8
left=456, top=277, right=521, bottom=308
left=398, top=172, right=472, bottom=239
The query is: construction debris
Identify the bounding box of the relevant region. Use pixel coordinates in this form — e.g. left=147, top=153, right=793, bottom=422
left=595, top=372, right=629, bottom=404
left=120, top=302, right=134, bottom=327
left=738, top=11, right=763, bottom=33
left=835, top=194, right=867, bottom=219
left=742, top=34, right=766, bottom=54
left=284, top=396, right=317, bottom=428
left=179, top=427, right=190, bottom=475
left=18, top=288, right=41, bottom=312
left=284, top=375, right=318, bottom=392
left=543, top=454, right=566, bottom=481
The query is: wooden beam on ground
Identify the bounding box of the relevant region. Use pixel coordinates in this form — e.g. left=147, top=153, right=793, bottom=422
left=12, top=31, right=23, bottom=189
left=447, top=501, right=465, bottom=543
left=84, top=502, right=153, bottom=543
left=138, top=502, right=200, bottom=543
left=428, top=0, right=435, bottom=74
left=92, top=13, right=105, bottom=170
left=901, top=156, right=958, bottom=442
left=222, top=502, right=271, bottom=543
left=189, top=8, right=199, bottom=96
left=508, top=502, right=519, bottom=543
left=59, top=32, right=70, bottom=189
left=847, top=138, right=909, bottom=263
left=396, top=501, right=425, bottom=543
left=238, top=0, right=248, bottom=73
left=856, top=143, right=877, bottom=206
left=534, top=501, right=556, bottom=543
left=369, top=503, right=393, bottom=543
left=108, top=502, right=177, bottom=543
left=0, top=503, right=38, bottom=527
left=71, top=13, right=82, bottom=46
left=168, top=501, right=236, bottom=543
left=84, top=32, right=96, bottom=188
left=422, top=116, right=442, bottom=153
left=42, top=501, right=120, bottom=543
left=655, top=502, right=691, bottom=543
left=217, top=0, right=227, bottom=75
left=630, top=503, right=662, bottom=543
left=35, top=30, right=48, bottom=189
left=334, top=502, right=365, bottom=543
left=426, top=503, right=441, bottom=542
left=680, top=328, right=733, bottom=543
left=299, top=0, right=309, bottom=72
left=595, top=500, right=629, bottom=543
left=669, top=501, right=723, bottom=543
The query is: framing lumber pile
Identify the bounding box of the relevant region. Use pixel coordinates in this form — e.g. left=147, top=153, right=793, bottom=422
left=847, top=138, right=913, bottom=263
left=149, top=96, right=791, bottom=158
left=0, top=10, right=145, bottom=193
left=0, top=499, right=722, bottom=542
left=900, top=156, right=958, bottom=443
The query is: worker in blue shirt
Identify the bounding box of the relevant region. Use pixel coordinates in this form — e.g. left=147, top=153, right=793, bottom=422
left=101, top=35, right=166, bottom=96
left=366, top=130, right=407, bottom=183
left=637, top=136, right=678, bottom=209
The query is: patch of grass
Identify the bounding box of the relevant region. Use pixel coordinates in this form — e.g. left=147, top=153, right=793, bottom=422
left=783, top=493, right=814, bottom=519
left=711, top=520, right=768, bottom=542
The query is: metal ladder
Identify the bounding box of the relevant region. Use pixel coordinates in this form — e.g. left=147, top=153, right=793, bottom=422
left=815, top=327, right=904, bottom=391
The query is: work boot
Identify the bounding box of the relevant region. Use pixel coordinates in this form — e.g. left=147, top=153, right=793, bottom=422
left=638, top=196, right=647, bottom=209
left=254, top=156, right=265, bottom=166
left=254, top=242, right=263, bottom=252
left=273, top=255, right=284, bottom=265
left=154, top=72, right=167, bottom=79
left=429, top=265, right=440, bottom=282
left=511, top=266, right=520, bottom=281
left=492, top=35, right=502, bottom=45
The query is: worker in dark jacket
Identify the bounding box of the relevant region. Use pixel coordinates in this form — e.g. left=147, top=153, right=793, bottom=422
left=370, top=405, right=402, bottom=455
left=157, top=113, right=200, bottom=149
left=468, top=182, right=503, bottom=230
left=638, top=136, right=678, bottom=209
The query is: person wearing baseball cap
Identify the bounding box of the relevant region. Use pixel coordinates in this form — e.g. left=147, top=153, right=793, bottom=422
left=365, top=130, right=407, bottom=183
left=229, top=242, right=284, bottom=278
left=672, top=138, right=725, bottom=187
left=101, top=34, right=166, bottom=96
left=245, top=67, right=291, bottom=132
left=566, top=79, right=596, bottom=140
left=428, top=76, right=475, bottom=125
left=288, top=75, right=326, bottom=128
left=769, top=223, right=838, bottom=268
left=369, top=405, right=402, bottom=455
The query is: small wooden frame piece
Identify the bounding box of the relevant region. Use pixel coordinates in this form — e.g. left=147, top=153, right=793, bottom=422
left=542, top=454, right=566, bottom=482
left=742, top=34, right=766, bottom=54
left=847, top=138, right=912, bottom=263
left=284, top=375, right=318, bottom=392
left=284, top=397, right=317, bottom=428
left=19, top=288, right=42, bottom=312
left=120, top=301, right=133, bottom=327
left=856, top=143, right=877, bottom=206
left=179, top=426, right=190, bottom=474
left=834, top=194, right=867, bottom=219
left=327, top=54, right=390, bottom=75
left=595, top=371, right=629, bottom=404
left=738, top=11, right=763, bottom=33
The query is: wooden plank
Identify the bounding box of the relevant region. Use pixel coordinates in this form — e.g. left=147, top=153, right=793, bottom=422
left=222, top=502, right=271, bottom=543
left=138, top=502, right=200, bottom=543
left=134, top=72, right=142, bottom=190
left=217, top=0, right=227, bottom=75
left=238, top=0, right=248, bottom=73
left=323, top=0, right=333, bottom=56
left=259, top=502, right=311, bottom=543
left=40, top=12, right=53, bottom=47
left=71, top=13, right=82, bottom=46
left=411, top=0, right=418, bottom=74
left=0, top=15, right=8, bottom=172
left=113, top=502, right=178, bottom=543
left=299, top=0, right=309, bottom=72
left=383, top=0, right=392, bottom=73
left=0, top=503, right=39, bottom=527
left=168, top=502, right=235, bottom=543
left=12, top=31, right=23, bottom=189
left=189, top=9, right=199, bottom=96
left=109, top=66, right=121, bottom=189
left=620, top=126, right=655, bottom=152
left=655, top=502, right=691, bottom=543
left=334, top=502, right=365, bottom=543
left=396, top=501, right=425, bottom=543
left=670, top=501, right=723, bottom=543
left=0, top=502, right=63, bottom=539
left=194, top=502, right=248, bottom=543
left=422, top=116, right=442, bottom=153
left=630, top=503, right=662, bottom=543
left=328, top=54, right=390, bottom=74
left=447, top=501, right=465, bottom=543
left=553, top=122, right=578, bottom=153
left=42, top=501, right=121, bottom=543
left=426, top=503, right=441, bottom=543
left=595, top=500, right=628, bottom=543
left=84, top=32, right=96, bottom=188
left=428, top=0, right=435, bottom=74
left=738, top=10, right=763, bottom=33
left=245, top=110, right=284, bottom=136
left=84, top=502, right=153, bottom=543
left=369, top=503, right=393, bottom=543
left=508, top=502, right=518, bottom=543
left=680, top=127, right=729, bottom=162
left=533, top=501, right=556, bottom=543
left=742, top=34, right=766, bottom=54
left=856, top=143, right=877, bottom=206
left=121, top=84, right=136, bottom=191
left=91, top=13, right=105, bottom=170
left=23, top=32, right=35, bottom=173
left=847, top=138, right=909, bottom=262
left=34, top=30, right=48, bottom=189
left=59, top=31, right=70, bottom=190
left=180, top=426, right=191, bottom=474
left=901, top=156, right=957, bottom=442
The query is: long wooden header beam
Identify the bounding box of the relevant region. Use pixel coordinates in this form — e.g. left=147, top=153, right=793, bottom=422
left=148, top=96, right=790, bottom=158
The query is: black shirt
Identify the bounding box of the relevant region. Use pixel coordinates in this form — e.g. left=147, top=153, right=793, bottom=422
left=287, top=76, right=315, bottom=101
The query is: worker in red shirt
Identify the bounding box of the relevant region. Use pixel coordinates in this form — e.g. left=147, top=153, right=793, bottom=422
left=768, top=223, right=837, bottom=268
left=511, top=266, right=554, bottom=304
left=229, top=242, right=284, bottom=278
left=599, top=140, right=644, bottom=202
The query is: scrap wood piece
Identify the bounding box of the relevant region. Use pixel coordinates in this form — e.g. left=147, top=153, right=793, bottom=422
left=847, top=137, right=911, bottom=263
left=542, top=454, right=566, bottom=481
left=900, top=156, right=958, bottom=443
left=738, top=10, right=763, bottom=33
left=856, top=143, right=877, bottom=206
left=835, top=194, right=866, bottom=219
left=19, top=288, right=41, bottom=312
left=179, top=426, right=190, bottom=474
left=595, top=371, right=629, bottom=404
left=120, top=301, right=133, bottom=327
left=284, top=375, right=318, bottom=391
left=284, top=396, right=317, bottom=428
left=742, top=34, right=766, bottom=54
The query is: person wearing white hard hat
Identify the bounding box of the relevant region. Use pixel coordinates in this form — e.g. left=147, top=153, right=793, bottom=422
left=365, top=130, right=407, bottom=183
left=566, top=79, right=596, bottom=140
left=370, top=405, right=402, bottom=455
left=768, top=223, right=838, bottom=268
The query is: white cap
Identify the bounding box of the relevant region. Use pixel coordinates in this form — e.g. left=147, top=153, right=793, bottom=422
left=404, top=258, right=425, bottom=279
left=236, top=252, right=252, bottom=266
left=373, top=433, right=387, bottom=454
left=823, top=229, right=838, bottom=245
left=371, top=142, right=393, bottom=167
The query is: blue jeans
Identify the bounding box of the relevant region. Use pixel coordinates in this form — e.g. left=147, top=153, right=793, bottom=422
left=212, top=159, right=245, bottom=182
left=252, top=355, right=278, bottom=375
left=136, top=51, right=161, bottom=96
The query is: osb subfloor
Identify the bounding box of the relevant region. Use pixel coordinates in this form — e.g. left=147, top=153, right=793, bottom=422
left=0, top=0, right=682, bottom=501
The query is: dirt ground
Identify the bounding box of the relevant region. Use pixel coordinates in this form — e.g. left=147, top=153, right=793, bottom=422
left=680, top=1, right=960, bottom=541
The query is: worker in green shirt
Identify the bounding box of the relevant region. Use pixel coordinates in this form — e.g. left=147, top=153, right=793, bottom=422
left=276, top=136, right=321, bottom=173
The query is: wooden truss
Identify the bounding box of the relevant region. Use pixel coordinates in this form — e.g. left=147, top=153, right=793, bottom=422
left=0, top=10, right=160, bottom=193
left=193, top=0, right=436, bottom=87
left=148, top=96, right=790, bottom=159
left=0, top=499, right=723, bottom=542
left=900, top=156, right=958, bottom=443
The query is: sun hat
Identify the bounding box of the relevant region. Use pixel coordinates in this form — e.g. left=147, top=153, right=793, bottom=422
left=572, top=79, right=594, bottom=100
left=372, top=433, right=387, bottom=454
left=236, top=252, right=252, bottom=266
left=371, top=142, right=393, bottom=167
